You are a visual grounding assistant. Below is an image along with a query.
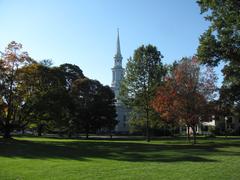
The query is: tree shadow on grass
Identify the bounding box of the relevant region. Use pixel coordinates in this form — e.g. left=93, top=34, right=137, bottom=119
left=0, top=138, right=239, bottom=163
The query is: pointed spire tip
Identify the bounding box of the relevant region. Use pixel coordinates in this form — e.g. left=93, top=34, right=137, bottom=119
left=116, top=28, right=121, bottom=56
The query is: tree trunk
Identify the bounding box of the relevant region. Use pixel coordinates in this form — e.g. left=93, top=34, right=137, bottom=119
left=187, top=126, right=190, bottom=142
left=3, top=125, right=11, bottom=139
left=37, top=125, right=43, bottom=136
left=163, top=125, right=166, bottom=136
left=86, top=127, right=89, bottom=139
left=171, top=124, right=175, bottom=137
left=109, top=130, right=113, bottom=139
left=37, top=130, right=42, bottom=137
left=146, top=109, right=150, bottom=142
left=68, top=131, right=72, bottom=138
left=192, top=126, right=197, bottom=144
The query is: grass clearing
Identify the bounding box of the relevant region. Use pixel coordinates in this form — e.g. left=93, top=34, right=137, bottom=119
left=0, top=136, right=239, bottom=179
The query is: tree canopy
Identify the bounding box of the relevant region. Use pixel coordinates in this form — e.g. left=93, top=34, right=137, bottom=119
left=120, top=44, right=166, bottom=141
left=152, top=57, right=217, bottom=144
left=197, top=0, right=240, bottom=114
left=0, top=41, right=117, bottom=138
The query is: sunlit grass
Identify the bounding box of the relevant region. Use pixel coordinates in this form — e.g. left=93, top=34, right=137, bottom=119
left=0, top=136, right=239, bottom=179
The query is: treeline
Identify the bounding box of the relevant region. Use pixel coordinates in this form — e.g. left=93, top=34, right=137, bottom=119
left=119, top=0, right=240, bottom=143
left=0, top=41, right=117, bottom=138
left=119, top=45, right=217, bottom=144
left=1, top=0, right=239, bottom=143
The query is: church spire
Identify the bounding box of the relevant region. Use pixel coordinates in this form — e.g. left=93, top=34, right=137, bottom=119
left=114, top=28, right=123, bottom=66
left=116, top=28, right=121, bottom=56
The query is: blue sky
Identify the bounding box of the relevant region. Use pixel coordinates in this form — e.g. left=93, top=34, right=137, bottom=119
left=0, top=0, right=223, bottom=86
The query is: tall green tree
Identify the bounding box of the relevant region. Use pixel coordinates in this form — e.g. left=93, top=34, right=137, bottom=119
left=120, top=44, right=165, bottom=141
left=197, top=0, right=240, bottom=113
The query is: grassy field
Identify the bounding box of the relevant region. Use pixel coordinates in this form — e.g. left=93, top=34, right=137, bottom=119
left=0, top=136, right=239, bottom=180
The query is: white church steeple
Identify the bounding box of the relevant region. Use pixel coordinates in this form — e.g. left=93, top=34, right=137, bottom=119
left=114, top=28, right=123, bottom=67
left=111, top=29, right=129, bottom=133
left=111, top=29, right=124, bottom=100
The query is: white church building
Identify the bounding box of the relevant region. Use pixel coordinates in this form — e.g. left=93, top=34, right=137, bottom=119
left=111, top=30, right=129, bottom=133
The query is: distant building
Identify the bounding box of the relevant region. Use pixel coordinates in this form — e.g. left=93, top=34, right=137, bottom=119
left=111, top=29, right=129, bottom=133
left=181, top=115, right=240, bottom=135
left=211, top=115, right=240, bottom=135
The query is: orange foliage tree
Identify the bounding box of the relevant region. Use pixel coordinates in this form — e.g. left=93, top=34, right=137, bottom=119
left=152, top=57, right=217, bottom=144
left=0, top=41, right=32, bottom=138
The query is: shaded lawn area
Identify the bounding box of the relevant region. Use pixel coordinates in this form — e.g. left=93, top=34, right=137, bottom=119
left=0, top=136, right=239, bottom=180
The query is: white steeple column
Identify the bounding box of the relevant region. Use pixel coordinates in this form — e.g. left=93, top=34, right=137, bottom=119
left=111, top=29, right=124, bottom=99
left=111, top=29, right=129, bottom=133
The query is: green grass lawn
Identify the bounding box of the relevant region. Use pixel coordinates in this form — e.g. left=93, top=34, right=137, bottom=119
left=0, top=136, right=239, bottom=180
